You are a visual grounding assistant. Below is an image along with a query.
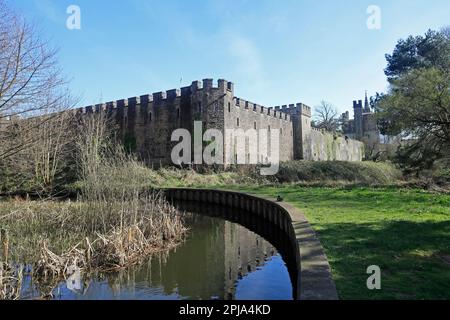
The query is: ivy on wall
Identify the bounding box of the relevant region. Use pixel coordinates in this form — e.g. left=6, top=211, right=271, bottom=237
left=123, top=133, right=137, bottom=153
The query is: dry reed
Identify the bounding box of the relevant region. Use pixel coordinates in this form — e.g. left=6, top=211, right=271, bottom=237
left=0, top=112, right=189, bottom=299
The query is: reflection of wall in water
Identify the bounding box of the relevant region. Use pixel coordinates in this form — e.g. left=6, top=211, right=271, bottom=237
left=223, top=221, right=276, bottom=300
left=106, top=216, right=277, bottom=300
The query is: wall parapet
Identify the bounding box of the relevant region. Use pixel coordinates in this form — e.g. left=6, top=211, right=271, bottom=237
left=233, top=96, right=292, bottom=122
left=76, top=78, right=234, bottom=115
left=75, top=79, right=310, bottom=125
left=275, top=103, right=312, bottom=118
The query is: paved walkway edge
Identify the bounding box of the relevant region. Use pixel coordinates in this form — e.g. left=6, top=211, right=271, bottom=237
left=277, top=200, right=339, bottom=300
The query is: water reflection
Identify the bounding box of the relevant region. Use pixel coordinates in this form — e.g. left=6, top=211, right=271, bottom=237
left=19, top=209, right=295, bottom=300
left=172, top=200, right=300, bottom=299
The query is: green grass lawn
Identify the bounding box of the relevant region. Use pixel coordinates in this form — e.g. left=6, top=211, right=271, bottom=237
left=222, top=185, right=450, bottom=299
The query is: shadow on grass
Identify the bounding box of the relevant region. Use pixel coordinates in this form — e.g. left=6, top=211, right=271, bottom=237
left=315, top=220, right=450, bottom=300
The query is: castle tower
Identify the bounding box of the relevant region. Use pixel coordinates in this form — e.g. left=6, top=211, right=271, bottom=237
left=353, top=100, right=363, bottom=140
left=286, top=103, right=312, bottom=160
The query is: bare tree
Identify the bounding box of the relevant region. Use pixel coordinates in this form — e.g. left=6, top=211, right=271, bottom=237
left=0, top=1, right=79, bottom=194
left=314, top=101, right=340, bottom=132
left=0, top=0, right=73, bottom=161
left=31, top=110, right=76, bottom=193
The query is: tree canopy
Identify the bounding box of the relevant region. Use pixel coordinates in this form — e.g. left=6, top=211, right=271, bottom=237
left=376, top=27, right=450, bottom=173
left=385, top=28, right=450, bottom=81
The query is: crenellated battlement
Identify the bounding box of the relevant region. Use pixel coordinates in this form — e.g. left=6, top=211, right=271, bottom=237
left=77, top=79, right=311, bottom=124
left=274, top=103, right=312, bottom=118
left=77, top=78, right=235, bottom=115
left=233, top=96, right=292, bottom=122
left=353, top=100, right=363, bottom=109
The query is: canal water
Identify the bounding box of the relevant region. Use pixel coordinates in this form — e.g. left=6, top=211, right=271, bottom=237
left=19, top=212, right=295, bottom=300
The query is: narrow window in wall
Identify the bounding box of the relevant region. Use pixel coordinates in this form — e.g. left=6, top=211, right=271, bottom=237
left=254, top=122, right=257, bottom=130
left=268, top=125, right=271, bottom=132
left=228, top=102, right=231, bottom=113
left=177, top=109, right=180, bottom=119
left=149, top=112, right=152, bottom=122
left=198, top=102, right=202, bottom=113
left=237, top=118, right=240, bottom=127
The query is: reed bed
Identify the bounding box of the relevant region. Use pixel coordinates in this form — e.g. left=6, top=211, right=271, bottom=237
left=0, top=191, right=188, bottom=299
left=1, top=192, right=186, bottom=259
left=0, top=113, right=188, bottom=299
left=0, top=262, right=23, bottom=300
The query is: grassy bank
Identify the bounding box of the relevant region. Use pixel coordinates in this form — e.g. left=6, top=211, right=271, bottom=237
left=223, top=185, right=450, bottom=299
left=275, top=161, right=402, bottom=185
left=65, top=161, right=405, bottom=192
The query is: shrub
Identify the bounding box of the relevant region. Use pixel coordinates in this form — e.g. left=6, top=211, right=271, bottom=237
left=275, top=161, right=402, bottom=185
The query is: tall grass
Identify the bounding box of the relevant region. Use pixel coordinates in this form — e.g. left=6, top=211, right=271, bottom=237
left=275, top=161, right=403, bottom=185
left=0, top=112, right=188, bottom=298
left=129, top=161, right=403, bottom=189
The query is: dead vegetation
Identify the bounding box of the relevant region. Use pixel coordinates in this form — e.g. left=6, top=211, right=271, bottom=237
left=0, top=111, right=188, bottom=300
left=0, top=229, right=23, bottom=300
left=0, top=262, right=23, bottom=300
left=0, top=191, right=187, bottom=299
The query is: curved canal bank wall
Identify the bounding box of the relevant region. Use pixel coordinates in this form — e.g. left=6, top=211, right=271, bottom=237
left=163, top=188, right=338, bottom=300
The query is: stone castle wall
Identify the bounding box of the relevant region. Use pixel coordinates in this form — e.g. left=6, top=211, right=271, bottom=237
left=76, top=78, right=364, bottom=165
left=80, top=79, right=230, bottom=166
left=224, top=96, right=294, bottom=164
left=306, top=128, right=365, bottom=161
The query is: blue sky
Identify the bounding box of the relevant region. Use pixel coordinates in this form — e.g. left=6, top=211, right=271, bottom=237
left=10, top=0, right=450, bottom=115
